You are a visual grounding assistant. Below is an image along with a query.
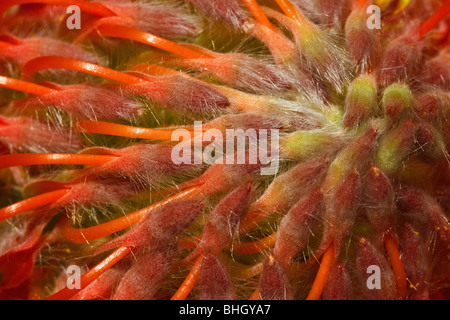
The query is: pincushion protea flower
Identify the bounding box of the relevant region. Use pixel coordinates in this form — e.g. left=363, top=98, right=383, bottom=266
left=0, top=0, right=449, bottom=300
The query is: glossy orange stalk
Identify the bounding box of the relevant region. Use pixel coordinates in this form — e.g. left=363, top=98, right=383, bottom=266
left=94, top=24, right=214, bottom=59
left=45, top=246, right=131, bottom=300
left=178, top=235, right=201, bottom=251
left=0, top=40, right=12, bottom=49
left=0, top=153, right=117, bottom=169
left=241, top=0, right=277, bottom=32
left=171, top=255, right=203, bottom=300
left=63, top=187, right=200, bottom=243
left=77, top=120, right=196, bottom=141
left=236, top=204, right=266, bottom=233
left=274, top=0, right=308, bottom=25
left=419, top=0, right=450, bottom=38
left=21, top=56, right=144, bottom=84
left=248, top=289, right=260, bottom=300
left=384, top=235, right=407, bottom=300
left=233, top=232, right=278, bottom=255
left=179, top=204, right=270, bottom=255
left=306, top=244, right=334, bottom=300
left=0, top=189, right=69, bottom=222
left=0, top=75, right=56, bottom=96
left=130, top=64, right=179, bottom=76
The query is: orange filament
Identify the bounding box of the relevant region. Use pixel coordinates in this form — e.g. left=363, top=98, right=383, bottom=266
left=178, top=216, right=278, bottom=256
left=306, top=244, right=334, bottom=300
left=21, top=56, right=144, bottom=84
left=76, top=120, right=196, bottom=141
left=93, top=24, right=214, bottom=59
left=72, top=17, right=117, bottom=44
left=0, top=75, right=56, bottom=96
left=357, top=0, right=368, bottom=8
left=45, top=246, right=131, bottom=300
left=130, top=64, right=179, bottom=76
left=248, top=289, right=260, bottom=300
left=0, top=40, right=13, bottom=49
left=171, top=255, right=203, bottom=300
left=241, top=0, right=278, bottom=32
left=0, top=0, right=116, bottom=18
left=231, top=261, right=264, bottom=280
left=384, top=235, right=407, bottom=300
left=420, top=0, right=450, bottom=38
left=238, top=203, right=269, bottom=233
left=178, top=235, right=201, bottom=251
left=63, top=187, right=201, bottom=243
left=0, top=189, right=69, bottom=222
left=233, top=232, right=278, bottom=255
left=0, top=153, right=118, bottom=169
left=274, top=0, right=308, bottom=25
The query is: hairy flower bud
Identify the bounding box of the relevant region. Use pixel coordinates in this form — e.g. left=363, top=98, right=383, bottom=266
left=382, top=83, right=414, bottom=118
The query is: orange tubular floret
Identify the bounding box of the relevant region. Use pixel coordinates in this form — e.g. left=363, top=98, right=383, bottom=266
left=0, top=75, right=56, bottom=96
left=248, top=289, right=260, bottom=300
left=274, top=0, right=308, bottom=24
left=420, top=0, right=450, bottom=38
left=0, top=189, right=69, bottom=222
left=232, top=262, right=264, bottom=280
left=357, top=0, right=368, bottom=8
left=232, top=232, right=278, bottom=255
left=384, top=235, right=407, bottom=300
left=179, top=214, right=278, bottom=256
left=306, top=244, right=335, bottom=300
left=76, top=120, right=195, bottom=141
left=171, top=255, right=203, bottom=300
left=63, top=187, right=201, bottom=243
left=0, top=0, right=116, bottom=18
left=45, top=246, right=131, bottom=300
left=94, top=24, right=214, bottom=59
left=237, top=203, right=268, bottom=234
left=0, top=41, right=12, bottom=49
left=21, top=56, right=144, bottom=84
left=0, top=153, right=118, bottom=169
left=241, top=0, right=278, bottom=32
left=130, top=64, right=179, bottom=76
left=178, top=235, right=202, bottom=251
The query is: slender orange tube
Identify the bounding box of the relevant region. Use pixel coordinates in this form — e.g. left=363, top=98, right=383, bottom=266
left=248, top=289, right=260, bottom=300
left=77, top=120, right=195, bottom=141
left=130, top=64, right=179, bottom=76
left=178, top=235, right=201, bottom=250
left=21, top=56, right=144, bottom=84
left=232, top=261, right=264, bottom=279
left=0, top=189, right=69, bottom=222
left=233, top=232, right=278, bottom=255
left=237, top=203, right=268, bottom=233
left=0, top=41, right=13, bottom=49
left=0, top=0, right=116, bottom=18
left=384, top=235, right=407, bottom=300
left=241, top=0, right=277, bottom=32
left=95, top=24, right=214, bottom=59
left=171, top=255, right=203, bottom=300
left=357, top=0, right=368, bottom=8
left=306, top=244, right=334, bottom=300
left=274, top=0, right=307, bottom=24
left=0, top=153, right=118, bottom=169
left=63, top=187, right=200, bottom=243
left=45, top=246, right=131, bottom=300
left=420, top=0, right=450, bottom=38
left=73, top=20, right=209, bottom=59
left=0, top=75, right=56, bottom=96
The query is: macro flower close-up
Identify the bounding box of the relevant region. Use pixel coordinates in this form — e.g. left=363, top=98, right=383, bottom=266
left=0, top=0, right=449, bottom=301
